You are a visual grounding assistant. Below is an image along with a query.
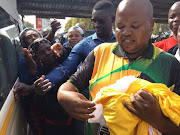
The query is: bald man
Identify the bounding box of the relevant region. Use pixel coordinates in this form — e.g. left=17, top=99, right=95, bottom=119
left=58, top=0, right=180, bottom=134
left=75, top=23, right=86, bottom=35
left=154, top=2, right=180, bottom=51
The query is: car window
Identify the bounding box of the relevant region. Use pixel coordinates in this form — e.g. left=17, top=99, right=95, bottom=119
left=0, top=47, right=8, bottom=107
left=0, top=24, right=22, bottom=109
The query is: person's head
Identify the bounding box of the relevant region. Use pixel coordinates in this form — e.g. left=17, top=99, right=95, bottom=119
left=75, top=23, right=86, bottom=34
left=168, top=2, right=180, bottom=39
left=68, top=26, right=84, bottom=47
left=28, top=38, right=56, bottom=66
left=115, top=0, right=154, bottom=58
left=91, top=0, right=115, bottom=41
left=42, top=28, right=50, bottom=37
left=19, top=28, right=42, bottom=48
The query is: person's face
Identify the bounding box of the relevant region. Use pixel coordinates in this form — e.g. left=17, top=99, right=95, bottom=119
left=115, top=5, right=154, bottom=58
left=177, top=26, right=180, bottom=49
left=24, top=30, right=40, bottom=48
left=36, top=43, right=55, bottom=65
left=91, top=9, right=113, bottom=38
left=168, top=4, right=180, bottom=36
left=68, top=30, right=83, bottom=47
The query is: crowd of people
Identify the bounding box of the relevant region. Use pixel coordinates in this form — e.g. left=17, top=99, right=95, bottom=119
left=13, top=0, right=180, bottom=135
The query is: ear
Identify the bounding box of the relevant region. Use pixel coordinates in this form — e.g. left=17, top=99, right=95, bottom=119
left=150, top=18, right=155, bottom=33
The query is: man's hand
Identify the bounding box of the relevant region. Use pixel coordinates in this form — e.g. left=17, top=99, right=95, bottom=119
left=51, top=18, right=61, bottom=33
left=123, top=89, right=164, bottom=129
left=58, top=82, right=96, bottom=121
left=23, top=48, right=37, bottom=75
left=51, top=43, right=63, bottom=57
left=59, top=91, right=96, bottom=121
left=34, top=75, right=52, bottom=96
left=123, top=89, right=180, bottom=134
left=13, top=82, right=35, bottom=100
left=46, top=19, right=61, bottom=42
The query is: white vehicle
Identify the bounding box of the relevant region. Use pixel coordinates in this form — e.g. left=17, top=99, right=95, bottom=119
left=0, top=0, right=31, bottom=135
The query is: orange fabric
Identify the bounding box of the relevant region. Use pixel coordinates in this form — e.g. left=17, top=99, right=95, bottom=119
left=89, top=43, right=162, bottom=100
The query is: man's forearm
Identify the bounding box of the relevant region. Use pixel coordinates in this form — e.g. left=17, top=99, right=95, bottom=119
left=29, top=84, right=36, bottom=93
left=57, top=82, right=77, bottom=105
left=45, top=29, right=55, bottom=43
left=45, top=55, right=80, bottom=87
left=150, top=113, right=180, bottom=135
left=44, top=66, right=71, bottom=87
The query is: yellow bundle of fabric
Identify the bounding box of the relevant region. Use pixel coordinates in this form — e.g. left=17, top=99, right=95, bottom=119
left=98, top=78, right=180, bottom=135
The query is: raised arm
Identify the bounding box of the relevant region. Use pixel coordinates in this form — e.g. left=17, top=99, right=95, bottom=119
left=45, top=19, right=61, bottom=43
left=44, top=40, right=86, bottom=86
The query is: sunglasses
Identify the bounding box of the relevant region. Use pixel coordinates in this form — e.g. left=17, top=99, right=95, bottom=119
left=32, top=39, right=52, bottom=47
left=28, top=39, right=52, bottom=56
left=91, top=18, right=106, bottom=25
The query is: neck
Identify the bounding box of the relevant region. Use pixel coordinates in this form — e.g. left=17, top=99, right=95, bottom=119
left=127, top=43, right=149, bottom=59
left=173, top=34, right=177, bottom=40
left=99, top=31, right=113, bottom=42
left=127, top=53, right=141, bottom=59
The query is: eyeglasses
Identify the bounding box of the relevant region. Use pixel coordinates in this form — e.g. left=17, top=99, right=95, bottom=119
left=28, top=39, right=52, bottom=57
left=91, top=18, right=106, bottom=25
left=31, top=39, right=51, bottom=48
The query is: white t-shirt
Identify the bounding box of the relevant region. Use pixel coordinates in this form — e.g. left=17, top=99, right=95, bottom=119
left=175, top=49, right=180, bottom=62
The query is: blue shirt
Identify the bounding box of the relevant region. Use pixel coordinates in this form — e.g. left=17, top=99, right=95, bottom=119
left=18, top=56, right=36, bottom=85
left=45, top=33, right=117, bottom=86
left=63, top=41, right=69, bottom=46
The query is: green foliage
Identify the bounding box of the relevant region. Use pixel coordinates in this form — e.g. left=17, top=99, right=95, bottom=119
left=65, top=19, right=73, bottom=31
left=65, top=18, right=93, bottom=31
left=153, top=23, right=170, bottom=35
left=24, top=21, right=34, bottom=28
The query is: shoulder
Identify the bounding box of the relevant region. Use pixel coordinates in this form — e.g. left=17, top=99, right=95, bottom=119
left=63, top=41, right=69, bottom=45
left=75, top=35, right=94, bottom=46
left=63, top=44, right=72, bottom=52
left=71, top=34, right=96, bottom=49
left=151, top=45, right=176, bottom=63
left=167, top=45, right=178, bottom=55
left=156, top=51, right=177, bottom=63
left=81, top=33, right=96, bottom=42
left=154, top=38, right=169, bottom=46
left=94, top=42, right=117, bottom=53
left=154, top=37, right=177, bottom=46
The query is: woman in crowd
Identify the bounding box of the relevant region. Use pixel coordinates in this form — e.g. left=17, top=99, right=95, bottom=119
left=64, top=26, right=84, bottom=54
left=14, top=25, right=84, bottom=135
left=35, top=26, right=85, bottom=135
left=33, top=26, right=85, bottom=135
left=13, top=20, right=62, bottom=135
left=28, top=38, right=73, bottom=135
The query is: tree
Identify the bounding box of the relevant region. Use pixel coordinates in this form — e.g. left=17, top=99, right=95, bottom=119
left=153, top=23, right=170, bottom=36
left=65, top=18, right=93, bottom=31
left=24, top=21, right=34, bottom=28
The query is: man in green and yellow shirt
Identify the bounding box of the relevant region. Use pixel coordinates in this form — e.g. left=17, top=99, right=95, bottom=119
left=57, top=0, right=180, bottom=134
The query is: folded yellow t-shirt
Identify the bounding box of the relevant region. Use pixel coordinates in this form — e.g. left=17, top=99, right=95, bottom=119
left=98, top=78, right=180, bottom=135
